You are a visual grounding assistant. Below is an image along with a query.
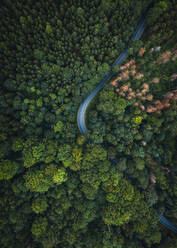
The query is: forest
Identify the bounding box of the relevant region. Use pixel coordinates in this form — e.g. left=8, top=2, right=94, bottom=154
left=0, top=0, right=177, bottom=247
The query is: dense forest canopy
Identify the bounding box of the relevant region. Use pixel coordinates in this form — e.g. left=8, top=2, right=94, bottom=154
left=0, top=0, right=177, bottom=247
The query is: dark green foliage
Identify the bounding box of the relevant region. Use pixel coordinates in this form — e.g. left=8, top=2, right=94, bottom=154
left=31, top=216, right=48, bottom=238
left=32, top=197, right=48, bottom=214
left=0, top=160, right=19, bottom=180
left=0, top=0, right=177, bottom=247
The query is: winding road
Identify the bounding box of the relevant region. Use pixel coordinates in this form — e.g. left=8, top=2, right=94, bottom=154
left=76, top=15, right=177, bottom=233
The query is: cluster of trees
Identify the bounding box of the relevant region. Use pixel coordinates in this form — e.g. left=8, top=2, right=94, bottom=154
left=0, top=0, right=177, bottom=247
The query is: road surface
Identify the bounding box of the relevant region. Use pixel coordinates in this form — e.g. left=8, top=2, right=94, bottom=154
left=77, top=15, right=177, bottom=233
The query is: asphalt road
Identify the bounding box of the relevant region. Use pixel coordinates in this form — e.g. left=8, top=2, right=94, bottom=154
left=76, top=15, right=177, bottom=233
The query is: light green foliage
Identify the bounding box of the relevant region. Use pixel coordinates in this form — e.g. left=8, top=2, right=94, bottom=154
left=36, top=98, right=43, bottom=107
left=151, top=230, right=162, bottom=244
left=102, top=179, right=142, bottom=226
left=76, top=135, right=86, bottom=146
left=129, top=40, right=144, bottom=55
left=112, top=65, right=120, bottom=75
left=31, top=217, right=48, bottom=237
left=102, top=202, right=132, bottom=226
left=97, top=99, right=114, bottom=114
left=54, top=120, right=63, bottom=133
left=115, top=97, right=127, bottom=110
left=46, top=22, right=53, bottom=34
left=23, top=150, right=36, bottom=168
left=133, top=108, right=141, bottom=115
left=131, top=116, right=143, bottom=126
left=111, top=169, right=123, bottom=187
left=97, top=160, right=110, bottom=180
left=53, top=168, right=68, bottom=185
left=101, top=0, right=115, bottom=14
left=62, top=157, right=74, bottom=168
left=80, top=168, right=101, bottom=190
left=49, top=93, right=56, bottom=100
left=24, top=169, right=50, bottom=192
left=114, top=96, right=129, bottom=116
left=24, top=164, right=57, bottom=192
left=128, top=47, right=134, bottom=55
left=97, top=63, right=110, bottom=77
left=147, top=1, right=168, bottom=25
left=134, top=219, right=148, bottom=233
left=12, top=137, right=24, bottom=152
left=22, top=138, right=58, bottom=167
left=134, top=158, right=145, bottom=170
left=157, top=1, right=168, bottom=11
left=97, top=89, right=115, bottom=114
left=19, top=16, right=26, bottom=25
left=1, top=0, right=177, bottom=247
left=45, top=163, right=58, bottom=177
left=81, top=183, right=97, bottom=200
left=0, top=160, right=19, bottom=180
left=71, top=147, right=82, bottom=169
left=134, top=133, right=143, bottom=140
left=57, top=144, right=72, bottom=161
left=77, top=7, right=84, bottom=16
left=82, top=144, right=107, bottom=169
left=32, top=197, right=48, bottom=214
left=22, top=137, right=38, bottom=168
left=32, top=143, right=45, bottom=160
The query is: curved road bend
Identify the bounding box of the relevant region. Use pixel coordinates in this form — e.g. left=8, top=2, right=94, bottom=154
left=77, top=17, right=146, bottom=135
left=76, top=15, right=177, bottom=233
